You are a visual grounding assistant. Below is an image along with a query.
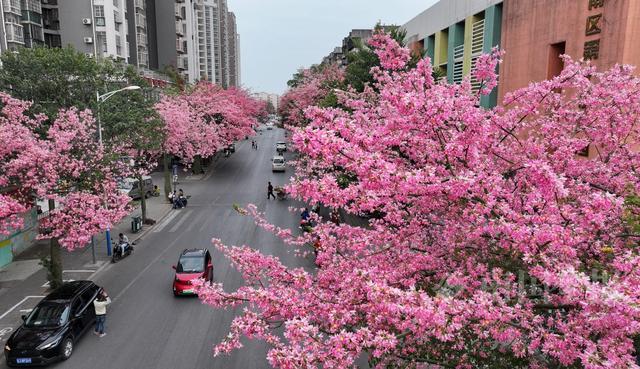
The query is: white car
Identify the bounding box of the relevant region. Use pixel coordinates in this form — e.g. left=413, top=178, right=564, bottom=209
left=271, top=156, right=286, bottom=172
left=276, top=141, right=287, bottom=152
left=266, top=124, right=273, bottom=130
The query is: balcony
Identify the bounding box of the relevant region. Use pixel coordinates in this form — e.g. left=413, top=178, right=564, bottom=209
left=176, top=38, right=185, bottom=53
left=2, top=0, right=20, bottom=15
left=175, top=22, right=184, bottom=36
left=135, top=13, right=145, bottom=28
left=134, top=0, right=144, bottom=9
left=177, top=56, right=187, bottom=70
left=174, top=4, right=182, bottom=19
left=136, top=33, right=147, bottom=46
left=5, top=22, right=24, bottom=44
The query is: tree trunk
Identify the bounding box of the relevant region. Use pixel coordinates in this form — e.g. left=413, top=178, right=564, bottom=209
left=193, top=155, right=202, bottom=174
left=163, top=153, right=172, bottom=201
left=47, top=199, right=63, bottom=289
left=138, top=174, right=147, bottom=223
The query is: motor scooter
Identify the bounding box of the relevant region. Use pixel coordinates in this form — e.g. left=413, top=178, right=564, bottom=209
left=112, top=241, right=134, bottom=263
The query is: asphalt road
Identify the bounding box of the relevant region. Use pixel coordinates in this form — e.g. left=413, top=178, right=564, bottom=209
left=4, top=127, right=311, bottom=369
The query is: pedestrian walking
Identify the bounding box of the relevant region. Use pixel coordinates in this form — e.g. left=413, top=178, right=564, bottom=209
left=267, top=181, right=276, bottom=200
left=93, top=289, right=111, bottom=337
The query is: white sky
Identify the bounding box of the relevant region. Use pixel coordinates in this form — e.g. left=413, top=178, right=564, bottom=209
left=229, top=0, right=438, bottom=95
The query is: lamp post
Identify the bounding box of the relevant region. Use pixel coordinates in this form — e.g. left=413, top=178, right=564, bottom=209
left=95, top=85, right=140, bottom=257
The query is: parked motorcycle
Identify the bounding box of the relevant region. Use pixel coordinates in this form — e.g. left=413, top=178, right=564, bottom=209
left=112, top=242, right=134, bottom=263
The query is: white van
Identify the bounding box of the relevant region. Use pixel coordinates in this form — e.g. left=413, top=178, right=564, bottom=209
left=118, top=176, right=154, bottom=199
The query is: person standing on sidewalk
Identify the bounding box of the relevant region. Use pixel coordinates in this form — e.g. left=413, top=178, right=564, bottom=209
left=93, top=289, right=111, bottom=337
left=267, top=182, right=276, bottom=200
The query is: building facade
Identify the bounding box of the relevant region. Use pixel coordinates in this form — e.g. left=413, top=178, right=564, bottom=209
left=322, top=29, right=375, bottom=67
left=254, top=92, right=279, bottom=111
left=403, top=0, right=503, bottom=107
left=0, top=0, right=45, bottom=51
left=0, top=0, right=240, bottom=87
left=126, top=0, right=150, bottom=68
left=402, top=0, right=640, bottom=108
left=227, top=11, right=238, bottom=87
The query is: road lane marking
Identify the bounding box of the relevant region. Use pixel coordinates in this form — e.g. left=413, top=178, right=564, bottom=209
left=62, top=270, right=95, bottom=273
left=0, top=296, right=44, bottom=321
left=169, top=210, right=192, bottom=233
left=42, top=279, right=75, bottom=288
left=153, top=210, right=179, bottom=233
left=112, top=237, right=181, bottom=303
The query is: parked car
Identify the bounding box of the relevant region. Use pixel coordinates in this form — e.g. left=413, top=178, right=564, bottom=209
left=117, top=176, right=154, bottom=200
left=227, top=143, right=236, bottom=153
left=4, top=281, right=101, bottom=367
left=172, top=249, right=213, bottom=296
left=272, top=156, right=286, bottom=172
left=275, top=141, right=287, bottom=153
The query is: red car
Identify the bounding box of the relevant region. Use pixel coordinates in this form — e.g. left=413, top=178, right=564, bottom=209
left=172, top=249, right=213, bottom=296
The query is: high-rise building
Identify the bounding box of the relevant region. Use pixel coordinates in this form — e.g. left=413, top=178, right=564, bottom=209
left=0, top=0, right=240, bottom=87
left=127, top=0, right=150, bottom=69
left=214, top=0, right=229, bottom=87
left=227, top=11, right=238, bottom=87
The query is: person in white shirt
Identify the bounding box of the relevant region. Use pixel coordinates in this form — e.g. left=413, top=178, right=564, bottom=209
left=93, top=290, right=111, bottom=337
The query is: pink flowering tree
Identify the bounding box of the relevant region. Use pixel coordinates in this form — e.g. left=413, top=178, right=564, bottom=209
left=196, top=32, right=640, bottom=368
left=0, top=94, right=130, bottom=288
left=157, top=82, right=264, bottom=164
left=279, top=64, right=345, bottom=127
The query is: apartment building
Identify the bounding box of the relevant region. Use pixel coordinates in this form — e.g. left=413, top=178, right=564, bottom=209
left=0, top=0, right=240, bottom=86
left=227, top=11, right=238, bottom=87
left=214, top=0, right=229, bottom=87
left=41, top=0, right=130, bottom=61
left=321, top=29, right=375, bottom=67
left=126, top=0, right=150, bottom=68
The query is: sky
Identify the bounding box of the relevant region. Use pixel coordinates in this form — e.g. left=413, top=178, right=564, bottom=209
left=228, top=0, right=438, bottom=95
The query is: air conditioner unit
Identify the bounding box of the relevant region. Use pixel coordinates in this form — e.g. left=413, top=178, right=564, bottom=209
left=85, top=53, right=94, bottom=58
left=82, top=18, right=92, bottom=25
left=83, top=37, right=93, bottom=43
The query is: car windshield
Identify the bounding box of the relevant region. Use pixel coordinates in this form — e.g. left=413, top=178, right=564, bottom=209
left=117, top=179, right=134, bottom=190
left=176, top=256, right=204, bottom=273
left=25, top=302, right=69, bottom=328
left=273, top=158, right=284, bottom=164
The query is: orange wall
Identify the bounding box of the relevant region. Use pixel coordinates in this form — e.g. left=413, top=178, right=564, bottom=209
left=498, top=0, right=637, bottom=103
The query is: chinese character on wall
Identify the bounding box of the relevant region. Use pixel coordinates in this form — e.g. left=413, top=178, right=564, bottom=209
left=584, top=39, right=600, bottom=60
left=584, top=0, right=603, bottom=60
left=589, top=0, right=604, bottom=10
left=585, top=14, right=602, bottom=36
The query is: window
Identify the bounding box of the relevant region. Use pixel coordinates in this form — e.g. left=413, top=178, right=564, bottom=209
left=94, top=5, right=104, bottom=17
left=94, top=5, right=105, bottom=26
left=45, top=33, right=61, bottom=48
left=116, top=35, right=122, bottom=56
left=96, top=31, right=107, bottom=54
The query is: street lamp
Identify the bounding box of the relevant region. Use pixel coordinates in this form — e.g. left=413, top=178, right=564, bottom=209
left=95, top=85, right=140, bottom=258
left=96, top=85, right=140, bottom=144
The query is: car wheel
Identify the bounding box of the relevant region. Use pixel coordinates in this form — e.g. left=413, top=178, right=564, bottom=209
left=61, top=337, right=73, bottom=360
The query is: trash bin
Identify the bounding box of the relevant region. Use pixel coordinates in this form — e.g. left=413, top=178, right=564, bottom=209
left=131, top=216, right=142, bottom=233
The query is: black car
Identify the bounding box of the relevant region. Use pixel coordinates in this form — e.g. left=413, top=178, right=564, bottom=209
left=4, top=281, right=101, bottom=367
